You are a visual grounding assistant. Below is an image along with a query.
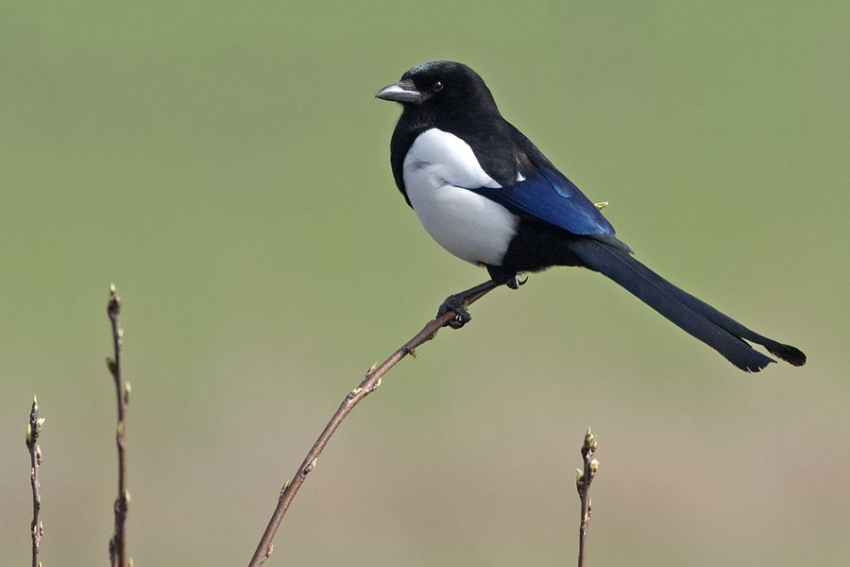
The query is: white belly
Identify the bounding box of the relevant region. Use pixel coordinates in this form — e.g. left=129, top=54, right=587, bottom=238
left=402, top=128, right=518, bottom=266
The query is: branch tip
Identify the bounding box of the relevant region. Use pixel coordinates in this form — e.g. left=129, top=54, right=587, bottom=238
left=577, top=427, right=599, bottom=567
left=107, top=286, right=122, bottom=316
left=106, top=284, right=129, bottom=567
left=27, top=395, right=44, bottom=567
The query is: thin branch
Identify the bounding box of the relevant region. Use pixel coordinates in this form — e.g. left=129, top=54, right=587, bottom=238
left=576, top=427, right=599, bottom=567
left=247, top=284, right=501, bottom=567
left=106, top=284, right=130, bottom=567
left=26, top=395, right=44, bottom=567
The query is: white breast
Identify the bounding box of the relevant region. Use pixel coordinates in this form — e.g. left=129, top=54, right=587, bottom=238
left=402, top=128, right=518, bottom=266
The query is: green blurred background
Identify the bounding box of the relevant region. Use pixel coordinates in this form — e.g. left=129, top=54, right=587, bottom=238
left=2, top=1, right=848, bottom=565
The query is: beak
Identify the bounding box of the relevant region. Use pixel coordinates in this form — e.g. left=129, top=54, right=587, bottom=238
left=375, top=79, right=426, bottom=105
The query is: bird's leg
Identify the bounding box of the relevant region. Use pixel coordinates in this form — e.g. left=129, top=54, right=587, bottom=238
left=438, top=274, right=527, bottom=329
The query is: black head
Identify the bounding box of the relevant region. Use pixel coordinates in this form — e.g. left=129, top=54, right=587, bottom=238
left=375, top=61, right=501, bottom=123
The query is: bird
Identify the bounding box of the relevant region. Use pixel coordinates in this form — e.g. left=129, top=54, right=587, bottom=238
left=375, top=60, right=806, bottom=372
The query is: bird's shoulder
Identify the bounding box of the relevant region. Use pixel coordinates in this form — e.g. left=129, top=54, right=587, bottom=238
left=430, top=118, right=531, bottom=188
left=456, top=121, right=620, bottom=238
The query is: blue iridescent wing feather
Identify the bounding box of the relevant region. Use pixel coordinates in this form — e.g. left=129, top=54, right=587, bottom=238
left=471, top=163, right=616, bottom=237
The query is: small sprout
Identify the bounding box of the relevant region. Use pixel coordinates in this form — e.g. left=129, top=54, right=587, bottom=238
left=303, top=458, right=318, bottom=475
left=576, top=468, right=584, bottom=487
left=594, top=201, right=609, bottom=210
left=349, top=387, right=363, bottom=398
left=583, top=427, right=597, bottom=453
left=590, top=459, right=599, bottom=474
left=108, top=284, right=121, bottom=312
left=124, top=490, right=131, bottom=504
left=369, top=361, right=379, bottom=373
left=265, top=544, right=274, bottom=558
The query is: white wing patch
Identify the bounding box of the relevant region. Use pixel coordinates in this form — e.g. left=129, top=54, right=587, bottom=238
left=402, top=128, right=518, bottom=266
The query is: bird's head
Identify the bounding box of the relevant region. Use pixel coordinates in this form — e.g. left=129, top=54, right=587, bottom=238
left=376, top=60, right=500, bottom=122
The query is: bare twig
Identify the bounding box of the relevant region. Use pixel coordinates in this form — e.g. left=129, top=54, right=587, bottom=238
left=106, top=284, right=130, bottom=567
left=576, top=427, right=599, bottom=567
left=26, top=396, right=44, bottom=567
left=247, top=284, right=501, bottom=567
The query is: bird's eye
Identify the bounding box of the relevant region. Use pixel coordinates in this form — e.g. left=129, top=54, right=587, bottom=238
left=432, top=81, right=443, bottom=92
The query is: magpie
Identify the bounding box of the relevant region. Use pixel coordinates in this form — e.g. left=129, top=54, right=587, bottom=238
left=376, top=60, right=806, bottom=372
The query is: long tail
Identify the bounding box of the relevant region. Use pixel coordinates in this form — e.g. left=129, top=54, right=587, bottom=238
left=569, top=239, right=806, bottom=372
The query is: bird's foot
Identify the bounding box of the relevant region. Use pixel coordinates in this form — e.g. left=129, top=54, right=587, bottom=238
left=436, top=277, right=520, bottom=329
left=438, top=293, right=472, bottom=329
left=437, top=275, right=528, bottom=329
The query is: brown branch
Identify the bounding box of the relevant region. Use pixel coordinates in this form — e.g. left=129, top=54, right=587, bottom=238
left=106, top=284, right=130, bottom=567
left=26, top=396, right=44, bottom=567
left=576, top=427, right=599, bottom=567
left=247, top=283, right=501, bottom=567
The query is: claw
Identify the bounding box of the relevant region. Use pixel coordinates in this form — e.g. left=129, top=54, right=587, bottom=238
left=507, top=274, right=528, bottom=290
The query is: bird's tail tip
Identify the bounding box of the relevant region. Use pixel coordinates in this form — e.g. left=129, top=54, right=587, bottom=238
left=766, top=343, right=807, bottom=367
